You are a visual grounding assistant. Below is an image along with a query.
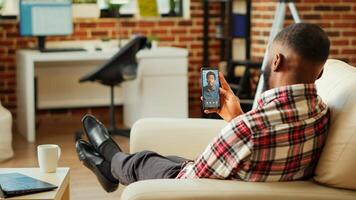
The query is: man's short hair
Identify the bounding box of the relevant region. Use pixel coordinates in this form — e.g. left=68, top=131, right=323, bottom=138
left=206, top=71, right=216, bottom=80
left=273, top=23, right=330, bottom=63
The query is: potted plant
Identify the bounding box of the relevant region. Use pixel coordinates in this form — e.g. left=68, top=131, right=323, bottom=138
left=72, top=0, right=100, bottom=18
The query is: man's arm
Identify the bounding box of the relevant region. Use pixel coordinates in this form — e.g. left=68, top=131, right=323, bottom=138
left=176, top=118, right=252, bottom=179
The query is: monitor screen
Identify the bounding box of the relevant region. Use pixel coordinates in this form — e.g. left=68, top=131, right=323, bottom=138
left=19, top=0, right=73, bottom=36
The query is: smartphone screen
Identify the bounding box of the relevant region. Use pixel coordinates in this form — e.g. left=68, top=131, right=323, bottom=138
left=201, top=67, right=220, bottom=109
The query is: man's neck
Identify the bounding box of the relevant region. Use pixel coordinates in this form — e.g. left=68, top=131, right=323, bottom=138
left=271, top=74, right=316, bottom=89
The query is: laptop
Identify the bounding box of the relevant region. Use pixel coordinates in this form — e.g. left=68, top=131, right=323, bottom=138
left=0, top=173, right=58, bottom=198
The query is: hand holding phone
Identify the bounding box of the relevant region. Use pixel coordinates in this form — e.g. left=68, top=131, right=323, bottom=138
left=202, top=70, right=244, bottom=122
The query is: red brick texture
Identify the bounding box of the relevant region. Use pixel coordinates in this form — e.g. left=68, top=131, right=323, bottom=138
left=251, top=0, right=356, bottom=65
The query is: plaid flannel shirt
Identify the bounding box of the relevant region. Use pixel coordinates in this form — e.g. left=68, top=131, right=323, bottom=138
left=177, top=84, right=329, bottom=181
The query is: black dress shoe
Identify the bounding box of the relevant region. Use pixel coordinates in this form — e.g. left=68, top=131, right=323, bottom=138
left=75, top=139, right=119, bottom=192
left=82, top=114, right=122, bottom=158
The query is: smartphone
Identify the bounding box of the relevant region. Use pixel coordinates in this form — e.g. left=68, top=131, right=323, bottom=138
left=201, top=67, right=220, bottom=109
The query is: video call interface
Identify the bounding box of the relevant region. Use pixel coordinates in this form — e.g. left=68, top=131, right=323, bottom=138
left=202, top=69, right=220, bottom=108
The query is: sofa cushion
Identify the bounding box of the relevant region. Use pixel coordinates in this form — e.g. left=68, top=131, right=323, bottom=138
left=122, top=179, right=356, bottom=200
left=314, top=59, right=356, bottom=190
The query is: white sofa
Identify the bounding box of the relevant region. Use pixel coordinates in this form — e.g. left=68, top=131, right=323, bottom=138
left=121, top=59, right=356, bottom=200
left=0, top=100, right=14, bottom=162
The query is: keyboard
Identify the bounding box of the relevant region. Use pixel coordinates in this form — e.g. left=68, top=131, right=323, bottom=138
left=40, top=47, right=86, bottom=53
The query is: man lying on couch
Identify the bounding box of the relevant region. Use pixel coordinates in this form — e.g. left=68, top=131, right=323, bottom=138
left=75, top=23, right=330, bottom=192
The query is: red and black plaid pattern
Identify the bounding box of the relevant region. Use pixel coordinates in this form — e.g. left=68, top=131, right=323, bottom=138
left=177, top=84, right=329, bottom=181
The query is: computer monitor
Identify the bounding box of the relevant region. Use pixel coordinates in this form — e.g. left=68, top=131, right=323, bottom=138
left=19, top=0, right=73, bottom=51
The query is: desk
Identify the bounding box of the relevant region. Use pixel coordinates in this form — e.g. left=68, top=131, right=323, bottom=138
left=0, top=168, right=70, bottom=200
left=16, top=50, right=120, bottom=142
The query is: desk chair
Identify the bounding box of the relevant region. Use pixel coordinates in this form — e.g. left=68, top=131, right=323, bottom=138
left=79, top=36, right=147, bottom=137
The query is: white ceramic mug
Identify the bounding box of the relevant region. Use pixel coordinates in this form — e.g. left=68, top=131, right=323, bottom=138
left=37, top=144, right=61, bottom=173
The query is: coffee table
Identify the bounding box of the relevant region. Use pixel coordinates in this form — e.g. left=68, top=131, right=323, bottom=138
left=0, top=168, right=70, bottom=200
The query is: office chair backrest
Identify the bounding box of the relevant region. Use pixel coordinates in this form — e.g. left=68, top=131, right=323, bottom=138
left=80, top=35, right=147, bottom=86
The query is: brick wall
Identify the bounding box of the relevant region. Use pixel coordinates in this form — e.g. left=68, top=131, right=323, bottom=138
left=2, top=0, right=355, bottom=122
left=251, top=0, right=356, bottom=66
left=0, top=0, right=221, bottom=120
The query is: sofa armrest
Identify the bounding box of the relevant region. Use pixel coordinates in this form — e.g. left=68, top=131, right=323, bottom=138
left=130, top=118, right=227, bottom=159
left=121, top=179, right=356, bottom=200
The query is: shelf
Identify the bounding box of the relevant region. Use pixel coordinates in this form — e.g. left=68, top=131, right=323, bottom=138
left=205, top=0, right=230, bottom=3
left=229, top=83, right=240, bottom=90
left=240, top=99, right=254, bottom=104
left=203, top=0, right=255, bottom=110
left=209, top=36, right=246, bottom=40
left=203, top=0, right=252, bottom=65
left=232, top=60, right=262, bottom=68
left=0, top=15, right=17, bottom=19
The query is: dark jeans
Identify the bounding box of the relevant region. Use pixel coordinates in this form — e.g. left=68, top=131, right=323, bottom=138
left=111, top=150, right=190, bottom=185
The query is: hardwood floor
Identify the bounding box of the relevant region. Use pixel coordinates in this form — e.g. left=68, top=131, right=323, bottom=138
left=0, top=115, right=130, bottom=200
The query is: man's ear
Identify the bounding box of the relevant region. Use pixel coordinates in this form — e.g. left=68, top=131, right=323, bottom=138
left=271, top=53, right=283, bottom=72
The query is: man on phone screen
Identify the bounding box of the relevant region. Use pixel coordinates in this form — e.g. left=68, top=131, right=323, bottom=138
left=203, top=71, right=219, bottom=105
